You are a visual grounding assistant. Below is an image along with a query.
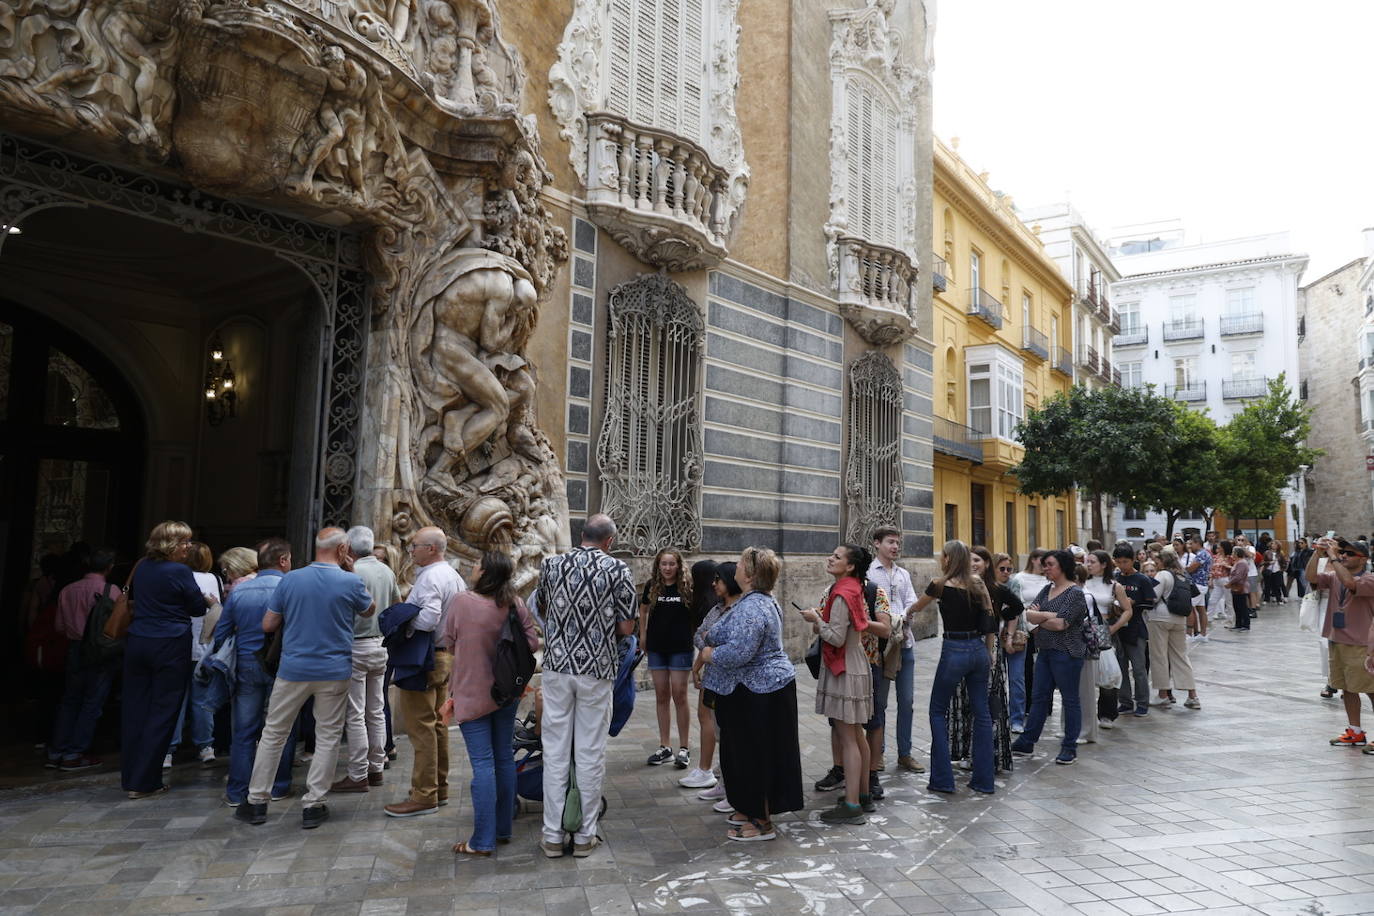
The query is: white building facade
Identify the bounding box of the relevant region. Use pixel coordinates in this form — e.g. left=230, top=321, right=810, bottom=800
left=1021, top=202, right=1122, bottom=544
left=1108, top=231, right=1309, bottom=542
left=1356, top=229, right=1374, bottom=526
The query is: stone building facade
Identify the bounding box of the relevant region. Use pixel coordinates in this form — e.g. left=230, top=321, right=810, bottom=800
left=1300, top=257, right=1370, bottom=537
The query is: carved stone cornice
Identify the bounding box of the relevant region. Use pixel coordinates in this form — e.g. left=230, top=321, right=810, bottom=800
left=548, top=0, right=748, bottom=250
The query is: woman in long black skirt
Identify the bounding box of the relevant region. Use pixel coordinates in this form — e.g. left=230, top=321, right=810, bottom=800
left=697, top=547, right=802, bottom=841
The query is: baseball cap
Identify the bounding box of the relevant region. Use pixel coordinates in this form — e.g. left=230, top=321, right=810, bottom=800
left=1336, top=537, right=1370, bottom=558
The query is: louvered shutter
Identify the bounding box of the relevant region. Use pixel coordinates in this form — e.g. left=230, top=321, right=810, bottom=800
left=604, top=0, right=705, bottom=143
left=607, top=0, right=634, bottom=115
left=680, top=0, right=704, bottom=137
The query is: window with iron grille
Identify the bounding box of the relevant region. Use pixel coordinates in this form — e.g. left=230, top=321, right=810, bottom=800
left=845, top=350, right=904, bottom=544
left=596, top=274, right=704, bottom=554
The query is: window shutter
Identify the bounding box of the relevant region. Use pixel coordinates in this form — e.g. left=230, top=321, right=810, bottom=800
left=604, top=0, right=705, bottom=143
left=633, top=0, right=658, bottom=123
left=607, top=0, right=635, bottom=116
left=681, top=0, right=704, bottom=137
left=846, top=79, right=862, bottom=233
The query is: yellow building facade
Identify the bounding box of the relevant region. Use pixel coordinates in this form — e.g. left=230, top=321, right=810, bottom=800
left=930, top=139, right=1077, bottom=560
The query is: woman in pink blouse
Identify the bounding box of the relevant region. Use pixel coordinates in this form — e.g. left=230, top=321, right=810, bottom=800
left=441, top=551, right=540, bottom=857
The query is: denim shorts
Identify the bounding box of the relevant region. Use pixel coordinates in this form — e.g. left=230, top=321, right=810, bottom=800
left=647, top=650, right=694, bottom=671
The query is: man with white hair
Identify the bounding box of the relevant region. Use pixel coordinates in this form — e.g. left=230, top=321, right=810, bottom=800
left=384, top=525, right=465, bottom=818
left=235, top=527, right=374, bottom=830
left=331, top=526, right=400, bottom=794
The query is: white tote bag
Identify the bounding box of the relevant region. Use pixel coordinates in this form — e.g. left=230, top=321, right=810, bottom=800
left=1298, top=590, right=1325, bottom=633
left=1096, top=642, right=1122, bottom=689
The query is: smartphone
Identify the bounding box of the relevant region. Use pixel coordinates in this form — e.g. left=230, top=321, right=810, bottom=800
left=790, top=601, right=807, bottom=613
left=1326, top=530, right=1336, bottom=539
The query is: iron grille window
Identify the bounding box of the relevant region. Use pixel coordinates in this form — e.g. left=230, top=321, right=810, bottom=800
left=845, top=350, right=904, bottom=543
left=596, top=274, right=704, bottom=554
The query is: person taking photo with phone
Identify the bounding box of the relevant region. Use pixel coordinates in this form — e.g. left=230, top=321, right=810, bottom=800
left=1307, top=536, right=1374, bottom=753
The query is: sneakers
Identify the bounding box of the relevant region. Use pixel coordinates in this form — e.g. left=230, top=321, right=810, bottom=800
left=1054, top=751, right=1076, bottom=766
left=1184, top=697, right=1201, bottom=710
left=198, top=747, right=216, bottom=766
left=818, top=801, right=866, bottom=825
left=162, top=754, right=173, bottom=769
left=367, top=771, right=384, bottom=787
left=58, top=754, right=101, bottom=771
left=301, top=804, right=329, bottom=830
left=897, top=755, right=926, bottom=773
left=646, top=746, right=673, bottom=766
left=814, top=765, right=845, bottom=791
left=1331, top=728, right=1368, bottom=747
left=540, top=840, right=565, bottom=859
left=1148, top=696, right=1171, bottom=707
left=679, top=767, right=717, bottom=789
left=1098, top=717, right=1115, bottom=729
left=868, top=771, right=884, bottom=800
left=1134, top=704, right=1149, bottom=717
left=572, top=836, right=602, bottom=858
left=859, top=794, right=876, bottom=814
left=1117, top=701, right=1134, bottom=714
left=674, top=747, right=690, bottom=770
left=711, top=798, right=734, bottom=813
left=235, top=802, right=267, bottom=825
left=1010, top=744, right=1033, bottom=758
left=698, top=783, right=727, bottom=801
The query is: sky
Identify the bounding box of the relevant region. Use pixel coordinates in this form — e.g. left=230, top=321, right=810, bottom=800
left=932, top=0, right=1374, bottom=280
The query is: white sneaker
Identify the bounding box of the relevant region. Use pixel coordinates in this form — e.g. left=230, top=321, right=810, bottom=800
left=955, top=757, right=972, bottom=771
left=198, top=747, right=216, bottom=766
left=1148, top=696, right=1171, bottom=707
left=162, top=754, right=173, bottom=769
left=712, top=798, right=734, bottom=813
left=699, top=782, right=727, bottom=801
left=1098, top=717, right=1114, bottom=729
left=679, top=767, right=717, bottom=789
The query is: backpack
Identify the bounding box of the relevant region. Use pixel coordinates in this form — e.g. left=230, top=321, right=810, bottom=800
left=491, top=603, right=536, bottom=707
left=80, top=583, right=124, bottom=667
left=1163, top=572, right=1193, bottom=617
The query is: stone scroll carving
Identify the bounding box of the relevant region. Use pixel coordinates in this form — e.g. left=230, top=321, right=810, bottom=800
left=0, top=0, right=569, bottom=588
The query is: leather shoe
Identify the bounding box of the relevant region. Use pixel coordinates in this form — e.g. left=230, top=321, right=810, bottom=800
left=329, top=776, right=369, bottom=793
left=367, top=771, right=384, bottom=787
left=302, top=804, right=329, bottom=829
left=235, top=802, right=267, bottom=825
left=384, top=798, right=439, bottom=818
left=438, top=790, right=449, bottom=807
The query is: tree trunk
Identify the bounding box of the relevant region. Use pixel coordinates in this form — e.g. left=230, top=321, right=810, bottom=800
left=1091, top=491, right=1104, bottom=543
left=1165, top=511, right=1179, bottom=541
left=1203, top=508, right=1215, bottom=533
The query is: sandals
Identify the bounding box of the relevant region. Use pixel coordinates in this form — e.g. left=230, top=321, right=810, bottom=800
left=1321, top=686, right=1337, bottom=699
left=726, top=817, right=776, bottom=842
left=725, top=811, right=749, bottom=825
left=451, top=841, right=492, bottom=857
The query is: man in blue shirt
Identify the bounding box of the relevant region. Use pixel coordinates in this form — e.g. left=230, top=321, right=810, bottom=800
left=1184, top=536, right=1212, bottom=642
left=215, top=537, right=296, bottom=807
left=235, top=528, right=373, bottom=829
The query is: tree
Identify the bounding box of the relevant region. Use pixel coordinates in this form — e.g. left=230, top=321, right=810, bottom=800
left=1013, top=384, right=1181, bottom=542
left=1134, top=404, right=1222, bottom=540
left=1211, top=374, right=1321, bottom=537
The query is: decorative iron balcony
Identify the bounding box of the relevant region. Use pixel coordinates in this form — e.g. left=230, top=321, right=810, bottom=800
left=932, top=416, right=984, bottom=464
left=1109, top=307, right=1121, bottom=333
left=1096, top=297, right=1112, bottom=325
left=1098, top=354, right=1113, bottom=382
left=1112, top=367, right=1122, bottom=387
left=1163, top=318, right=1204, bottom=340
left=1222, top=376, right=1269, bottom=400
left=834, top=236, right=917, bottom=345
left=932, top=254, right=948, bottom=293
left=1220, top=313, right=1264, bottom=336
left=1114, top=326, right=1147, bottom=347
left=1167, top=382, right=1207, bottom=402
left=1078, top=345, right=1100, bottom=375
left=1052, top=346, right=1074, bottom=378
left=1077, top=280, right=1098, bottom=309
left=968, top=288, right=1003, bottom=329
left=584, top=112, right=731, bottom=271
left=1021, top=326, right=1049, bottom=360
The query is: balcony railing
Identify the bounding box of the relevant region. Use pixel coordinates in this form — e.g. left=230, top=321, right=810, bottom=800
left=1021, top=326, right=1049, bottom=360
left=968, top=288, right=1003, bottom=329
left=1078, top=345, right=1100, bottom=375
left=836, top=236, right=914, bottom=314
left=1109, top=308, right=1121, bottom=333
left=1115, top=325, right=1147, bottom=347
left=1163, top=318, right=1204, bottom=340
left=1098, top=354, right=1113, bottom=382
left=932, top=254, right=948, bottom=293
left=1220, top=313, right=1264, bottom=336
left=1096, top=297, right=1112, bottom=324
left=584, top=112, right=731, bottom=270
left=1112, top=367, right=1122, bottom=387
left=932, top=416, right=984, bottom=464
left=1167, top=382, right=1207, bottom=402
left=1052, top=346, right=1074, bottom=378
left=1077, top=280, right=1099, bottom=308
left=1222, top=376, right=1269, bottom=400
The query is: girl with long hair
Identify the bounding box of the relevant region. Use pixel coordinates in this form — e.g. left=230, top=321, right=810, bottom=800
left=907, top=540, right=997, bottom=794
left=1148, top=547, right=1201, bottom=709
left=639, top=548, right=695, bottom=769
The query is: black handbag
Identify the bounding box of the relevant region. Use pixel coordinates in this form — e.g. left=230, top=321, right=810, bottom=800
left=805, top=636, right=821, bottom=679
left=255, top=624, right=283, bottom=677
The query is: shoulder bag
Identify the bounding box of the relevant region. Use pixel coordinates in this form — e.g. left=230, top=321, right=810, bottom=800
left=103, top=559, right=143, bottom=641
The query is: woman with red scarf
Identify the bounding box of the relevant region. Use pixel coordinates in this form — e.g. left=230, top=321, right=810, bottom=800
left=800, top=544, right=887, bottom=825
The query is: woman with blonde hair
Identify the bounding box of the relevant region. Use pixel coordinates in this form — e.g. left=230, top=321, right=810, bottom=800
left=121, top=521, right=211, bottom=798
left=701, top=547, right=803, bottom=840
left=639, top=548, right=695, bottom=769
left=1148, top=547, right=1201, bottom=709
left=906, top=540, right=997, bottom=793
left=219, top=547, right=258, bottom=597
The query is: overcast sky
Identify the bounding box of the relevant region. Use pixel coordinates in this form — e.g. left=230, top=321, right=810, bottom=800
left=932, top=0, right=1374, bottom=280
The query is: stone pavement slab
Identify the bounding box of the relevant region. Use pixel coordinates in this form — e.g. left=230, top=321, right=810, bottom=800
left=1, top=600, right=1371, bottom=914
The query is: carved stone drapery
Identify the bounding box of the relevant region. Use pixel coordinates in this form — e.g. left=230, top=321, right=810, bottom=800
left=596, top=273, right=704, bottom=555
left=845, top=349, right=904, bottom=545
left=0, top=0, right=569, bottom=588
left=548, top=0, right=748, bottom=265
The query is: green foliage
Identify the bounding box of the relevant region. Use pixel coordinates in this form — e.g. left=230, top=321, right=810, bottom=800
left=1136, top=405, right=1222, bottom=538
left=1211, top=374, right=1321, bottom=522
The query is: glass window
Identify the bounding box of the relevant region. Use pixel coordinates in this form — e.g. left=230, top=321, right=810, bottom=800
left=1231, top=351, right=1257, bottom=379
left=1119, top=301, right=1141, bottom=334
left=1022, top=292, right=1031, bottom=329
left=944, top=503, right=958, bottom=543
left=970, top=250, right=981, bottom=293
left=1169, top=294, right=1196, bottom=321
left=1121, top=361, right=1143, bottom=388
left=44, top=348, right=120, bottom=430
left=968, top=362, right=992, bottom=435
left=1225, top=287, right=1255, bottom=315
left=967, top=349, right=1023, bottom=440
left=1173, top=357, right=1197, bottom=388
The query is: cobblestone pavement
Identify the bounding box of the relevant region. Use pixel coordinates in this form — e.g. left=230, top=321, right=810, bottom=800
left=2, top=601, right=1372, bottom=915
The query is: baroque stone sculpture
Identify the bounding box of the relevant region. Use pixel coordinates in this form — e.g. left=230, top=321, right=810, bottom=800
left=0, top=0, right=569, bottom=588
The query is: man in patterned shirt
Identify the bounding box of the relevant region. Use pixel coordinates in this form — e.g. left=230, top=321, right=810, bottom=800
left=529, top=513, right=636, bottom=858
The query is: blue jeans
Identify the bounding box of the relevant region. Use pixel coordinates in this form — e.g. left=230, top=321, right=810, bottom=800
left=458, top=702, right=519, bottom=852
left=1011, top=648, right=1083, bottom=756
left=169, top=671, right=229, bottom=752
left=1005, top=648, right=1027, bottom=730
left=226, top=656, right=295, bottom=804
left=50, top=641, right=115, bottom=759
left=927, top=639, right=994, bottom=793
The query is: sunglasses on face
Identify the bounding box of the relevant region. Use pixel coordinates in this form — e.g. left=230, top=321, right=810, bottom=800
left=1339, top=549, right=1361, bottom=558
left=997, top=565, right=1012, bottom=572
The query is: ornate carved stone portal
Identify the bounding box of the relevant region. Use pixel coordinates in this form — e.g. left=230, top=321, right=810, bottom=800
left=0, top=0, right=569, bottom=587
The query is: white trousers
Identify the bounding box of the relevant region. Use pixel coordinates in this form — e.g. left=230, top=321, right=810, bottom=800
left=248, top=678, right=348, bottom=806
left=540, top=670, right=613, bottom=844
left=1062, top=657, right=1099, bottom=743
left=345, top=637, right=388, bottom=780
left=1207, top=583, right=1231, bottom=623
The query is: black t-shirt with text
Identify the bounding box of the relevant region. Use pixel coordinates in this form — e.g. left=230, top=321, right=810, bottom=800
left=1114, top=571, right=1155, bottom=644
left=641, top=582, right=693, bottom=655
